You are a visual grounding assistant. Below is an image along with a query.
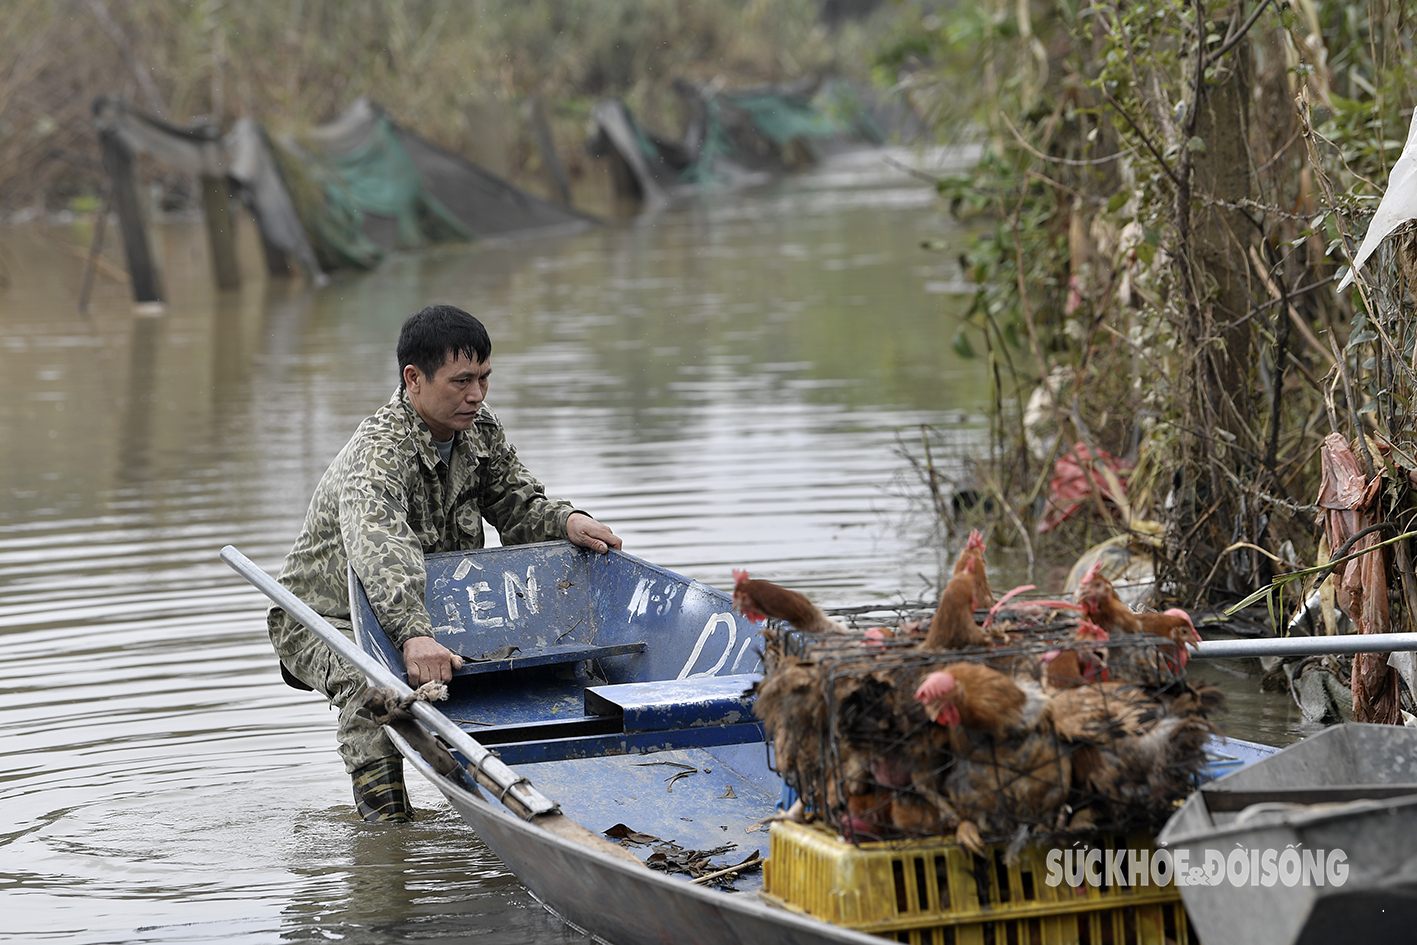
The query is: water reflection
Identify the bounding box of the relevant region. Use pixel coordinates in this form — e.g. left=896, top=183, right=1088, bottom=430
left=118, top=312, right=163, bottom=484
left=0, top=148, right=1307, bottom=944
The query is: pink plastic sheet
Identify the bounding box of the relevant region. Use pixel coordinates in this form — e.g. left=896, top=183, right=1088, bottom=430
left=1038, top=442, right=1132, bottom=533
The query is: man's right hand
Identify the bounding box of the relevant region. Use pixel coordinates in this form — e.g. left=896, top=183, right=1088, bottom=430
left=567, top=512, right=622, bottom=555
left=403, top=635, right=464, bottom=686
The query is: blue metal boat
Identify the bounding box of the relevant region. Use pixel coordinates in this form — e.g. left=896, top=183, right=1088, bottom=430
left=324, top=540, right=1280, bottom=944
left=214, top=538, right=1286, bottom=945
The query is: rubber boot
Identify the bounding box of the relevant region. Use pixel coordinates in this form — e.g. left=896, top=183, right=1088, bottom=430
left=351, top=756, right=412, bottom=822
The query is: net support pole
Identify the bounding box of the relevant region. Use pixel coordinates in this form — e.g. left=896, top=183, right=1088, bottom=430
left=97, top=126, right=162, bottom=305
left=200, top=174, right=241, bottom=290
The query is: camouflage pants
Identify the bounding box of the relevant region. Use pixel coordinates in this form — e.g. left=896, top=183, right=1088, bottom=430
left=268, top=613, right=394, bottom=773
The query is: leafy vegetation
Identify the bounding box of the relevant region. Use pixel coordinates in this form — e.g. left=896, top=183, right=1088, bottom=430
left=888, top=0, right=1417, bottom=626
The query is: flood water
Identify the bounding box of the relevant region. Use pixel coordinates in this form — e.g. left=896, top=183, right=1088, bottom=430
left=0, top=149, right=1306, bottom=944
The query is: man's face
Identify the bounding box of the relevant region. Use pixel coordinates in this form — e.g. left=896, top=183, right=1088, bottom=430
left=404, top=352, right=491, bottom=442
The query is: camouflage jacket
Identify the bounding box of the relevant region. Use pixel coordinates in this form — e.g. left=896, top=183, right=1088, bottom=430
left=268, top=387, right=577, bottom=654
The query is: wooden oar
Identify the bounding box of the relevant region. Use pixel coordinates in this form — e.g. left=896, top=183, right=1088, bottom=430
left=1191, top=634, right=1417, bottom=660
left=220, top=544, right=640, bottom=865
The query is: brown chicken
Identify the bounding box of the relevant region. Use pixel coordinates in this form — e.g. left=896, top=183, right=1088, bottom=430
left=1075, top=563, right=1196, bottom=678
left=1137, top=609, right=1203, bottom=668
left=825, top=665, right=964, bottom=841
left=923, top=561, right=991, bottom=650
left=913, top=663, right=1071, bottom=854
left=953, top=529, right=996, bottom=609
left=732, top=569, right=841, bottom=634
left=1033, top=618, right=1110, bottom=692
left=1051, top=679, right=1223, bottom=830
left=1074, top=562, right=1141, bottom=634
left=750, top=654, right=830, bottom=809
left=913, top=662, right=1028, bottom=735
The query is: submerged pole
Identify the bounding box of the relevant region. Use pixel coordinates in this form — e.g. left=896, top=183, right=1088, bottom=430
left=526, top=97, right=572, bottom=207
left=200, top=173, right=241, bottom=291
left=96, top=124, right=162, bottom=305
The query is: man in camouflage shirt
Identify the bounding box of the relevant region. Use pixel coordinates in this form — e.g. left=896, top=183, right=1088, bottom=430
left=268, top=304, right=620, bottom=821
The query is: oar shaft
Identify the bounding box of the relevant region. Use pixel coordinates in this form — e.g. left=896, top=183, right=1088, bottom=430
left=1193, top=633, right=1417, bottom=660
left=219, top=544, right=557, bottom=818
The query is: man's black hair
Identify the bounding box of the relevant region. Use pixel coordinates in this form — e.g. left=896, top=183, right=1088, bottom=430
left=397, top=304, right=492, bottom=388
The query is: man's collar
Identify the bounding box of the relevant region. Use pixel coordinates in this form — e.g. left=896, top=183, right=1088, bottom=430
left=390, top=387, right=481, bottom=469
left=391, top=387, right=445, bottom=470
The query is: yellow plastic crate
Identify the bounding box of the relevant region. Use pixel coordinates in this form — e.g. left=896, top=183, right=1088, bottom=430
left=761, top=821, right=1195, bottom=945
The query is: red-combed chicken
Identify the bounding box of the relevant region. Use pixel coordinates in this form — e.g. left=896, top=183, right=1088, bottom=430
left=953, top=529, right=996, bottom=609
left=732, top=569, right=842, bottom=634
left=1050, top=679, right=1224, bottom=830
left=1074, top=561, right=1141, bottom=633
left=913, top=663, right=1071, bottom=854
left=914, top=662, right=1028, bottom=734
left=1137, top=609, right=1203, bottom=668
left=1075, top=563, right=1195, bottom=679
left=923, top=560, right=992, bottom=650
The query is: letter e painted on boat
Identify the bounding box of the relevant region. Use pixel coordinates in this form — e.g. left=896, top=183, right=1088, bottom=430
left=466, top=582, right=506, bottom=627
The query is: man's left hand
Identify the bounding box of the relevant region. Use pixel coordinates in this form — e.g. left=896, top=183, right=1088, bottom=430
left=567, top=512, right=622, bottom=555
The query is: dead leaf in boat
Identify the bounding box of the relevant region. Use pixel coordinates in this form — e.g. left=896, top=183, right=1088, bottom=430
left=644, top=841, right=739, bottom=878
left=603, top=823, right=661, bottom=845
left=666, top=770, right=698, bottom=792
left=719, top=786, right=737, bottom=799
left=634, top=761, right=697, bottom=770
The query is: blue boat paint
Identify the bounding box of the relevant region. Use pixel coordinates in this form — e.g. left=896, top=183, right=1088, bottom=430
left=586, top=674, right=761, bottom=732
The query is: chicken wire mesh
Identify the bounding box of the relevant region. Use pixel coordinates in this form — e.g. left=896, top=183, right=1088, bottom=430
left=752, top=606, right=1222, bottom=852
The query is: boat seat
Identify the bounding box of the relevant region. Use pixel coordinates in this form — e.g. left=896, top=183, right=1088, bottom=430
left=584, top=674, right=762, bottom=732
left=452, top=641, right=647, bottom=676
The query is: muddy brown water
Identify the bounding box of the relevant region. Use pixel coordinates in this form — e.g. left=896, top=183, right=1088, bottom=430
left=0, top=149, right=1308, bottom=944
